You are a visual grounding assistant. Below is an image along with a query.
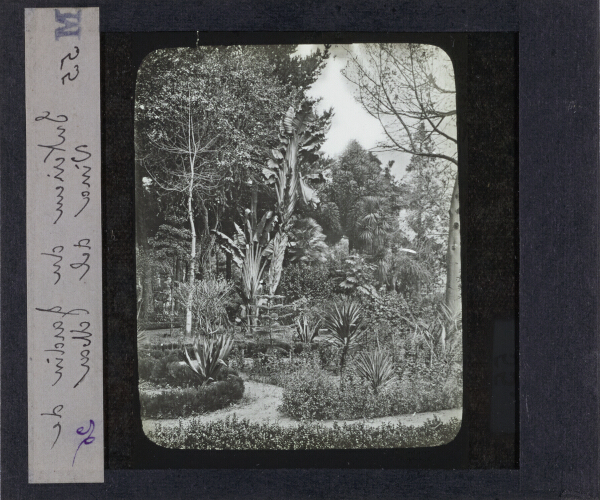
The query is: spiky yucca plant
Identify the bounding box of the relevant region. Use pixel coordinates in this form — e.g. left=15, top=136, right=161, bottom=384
left=295, top=314, right=321, bottom=344
left=354, top=349, right=397, bottom=395
left=322, top=299, right=365, bottom=377
left=184, top=333, right=234, bottom=386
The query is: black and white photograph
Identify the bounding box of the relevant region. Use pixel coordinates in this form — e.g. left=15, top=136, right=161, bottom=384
left=135, top=43, right=463, bottom=450
left=4, top=0, right=599, bottom=496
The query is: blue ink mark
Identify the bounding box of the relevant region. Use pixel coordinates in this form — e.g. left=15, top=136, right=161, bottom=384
left=55, top=9, right=81, bottom=40
left=72, top=419, right=95, bottom=466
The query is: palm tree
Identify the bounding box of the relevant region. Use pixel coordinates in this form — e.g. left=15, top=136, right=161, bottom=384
left=376, top=244, right=429, bottom=294
left=322, top=299, right=365, bottom=381
left=353, top=196, right=395, bottom=255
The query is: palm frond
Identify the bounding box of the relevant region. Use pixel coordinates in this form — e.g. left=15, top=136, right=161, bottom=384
left=354, top=349, right=397, bottom=394
left=184, top=333, right=234, bottom=386
left=322, top=299, right=365, bottom=346
left=295, top=314, right=321, bottom=344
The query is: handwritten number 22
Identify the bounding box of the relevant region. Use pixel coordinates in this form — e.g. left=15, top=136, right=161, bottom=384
left=60, top=46, right=79, bottom=85
left=72, top=419, right=95, bottom=466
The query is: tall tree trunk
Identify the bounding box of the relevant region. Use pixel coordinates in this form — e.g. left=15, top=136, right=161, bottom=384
left=185, top=177, right=196, bottom=339
left=184, top=87, right=200, bottom=338
left=199, top=200, right=210, bottom=278
left=445, top=176, right=461, bottom=314
left=169, top=260, right=175, bottom=338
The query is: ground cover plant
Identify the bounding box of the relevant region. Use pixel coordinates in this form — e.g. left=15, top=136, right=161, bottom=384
left=136, top=43, right=462, bottom=450
left=148, top=414, right=462, bottom=450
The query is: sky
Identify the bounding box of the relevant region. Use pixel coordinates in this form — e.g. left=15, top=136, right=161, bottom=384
left=296, top=44, right=411, bottom=180
left=296, top=44, right=455, bottom=182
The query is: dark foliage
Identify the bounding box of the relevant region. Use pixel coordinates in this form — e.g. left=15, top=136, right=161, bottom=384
left=141, top=321, right=184, bottom=331
left=277, top=263, right=335, bottom=304
left=231, top=340, right=292, bottom=358
left=140, top=376, right=244, bottom=419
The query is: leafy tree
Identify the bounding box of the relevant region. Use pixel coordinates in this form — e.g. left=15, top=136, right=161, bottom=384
left=138, top=82, right=226, bottom=337
left=404, top=124, right=454, bottom=243
left=320, top=140, right=402, bottom=251
left=353, top=195, right=397, bottom=256
left=136, top=46, right=330, bottom=335
left=343, top=43, right=460, bottom=313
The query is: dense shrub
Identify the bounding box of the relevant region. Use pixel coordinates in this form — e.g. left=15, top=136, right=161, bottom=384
left=280, top=365, right=462, bottom=420
left=295, top=341, right=339, bottom=371
left=277, top=263, right=335, bottom=304
left=138, top=350, right=182, bottom=384
left=362, top=291, right=411, bottom=329
left=241, top=349, right=329, bottom=386
left=148, top=414, right=462, bottom=450
left=280, top=365, right=338, bottom=419
left=244, top=352, right=294, bottom=386
left=140, top=376, right=244, bottom=418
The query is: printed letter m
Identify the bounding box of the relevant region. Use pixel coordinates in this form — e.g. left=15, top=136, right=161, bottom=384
left=54, top=9, right=81, bottom=40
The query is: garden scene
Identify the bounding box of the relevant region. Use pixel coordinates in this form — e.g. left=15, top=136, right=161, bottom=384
left=135, top=43, right=462, bottom=450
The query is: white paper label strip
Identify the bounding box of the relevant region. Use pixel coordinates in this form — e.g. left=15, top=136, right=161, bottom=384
left=25, top=7, right=103, bottom=483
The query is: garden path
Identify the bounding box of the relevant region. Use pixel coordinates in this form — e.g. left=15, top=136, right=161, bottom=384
left=142, top=379, right=462, bottom=435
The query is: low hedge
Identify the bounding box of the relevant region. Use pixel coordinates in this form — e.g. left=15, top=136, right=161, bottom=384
left=140, top=376, right=245, bottom=419
left=147, top=414, right=461, bottom=450
left=276, top=263, right=335, bottom=304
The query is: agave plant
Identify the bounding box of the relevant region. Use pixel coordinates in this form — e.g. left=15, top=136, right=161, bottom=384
left=184, top=333, right=234, bottom=386
left=322, top=299, right=365, bottom=376
left=354, top=349, right=397, bottom=395
left=295, top=314, right=321, bottom=344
